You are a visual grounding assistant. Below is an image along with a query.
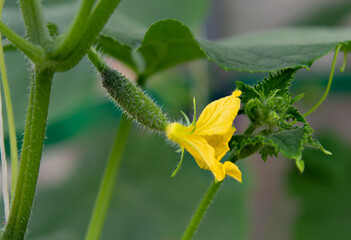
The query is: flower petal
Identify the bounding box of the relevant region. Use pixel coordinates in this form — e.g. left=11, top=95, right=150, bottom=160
left=223, top=161, right=242, bottom=182
left=195, top=91, right=241, bottom=136
left=202, top=127, right=236, bottom=161
left=182, top=136, right=226, bottom=181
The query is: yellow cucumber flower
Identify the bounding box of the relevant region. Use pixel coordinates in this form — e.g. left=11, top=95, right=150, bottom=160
left=166, top=90, right=242, bottom=182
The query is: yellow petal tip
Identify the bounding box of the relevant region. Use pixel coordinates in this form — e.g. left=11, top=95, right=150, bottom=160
left=232, top=90, right=242, bottom=97
left=223, top=161, right=242, bottom=182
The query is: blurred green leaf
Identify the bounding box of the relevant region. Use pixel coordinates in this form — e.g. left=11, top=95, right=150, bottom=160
left=6, top=125, right=251, bottom=240
left=293, top=0, right=351, bottom=26
left=100, top=20, right=351, bottom=77
left=115, top=0, right=211, bottom=30
left=4, top=0, right=351, bottom=78
left=3, top=0, right=210, bottom=40
left=199, top=27, right=351, bottom=72
left=2, top=50, right=101, bottom=136
left=289, top=133, right=351, bottom=240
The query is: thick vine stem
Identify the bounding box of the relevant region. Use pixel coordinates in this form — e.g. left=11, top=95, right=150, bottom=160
left=53, top=0, right=121, bottom=71
left=181, top=180, right=223, bottom=240
left=51, top=0, right=95, bottom=60
left=0, top=20, right=45, bottom=63
left=85, top=116, right=131, bottom=240
left=1, top=67, right=54, bottom=240
left=18, top=0, right=50, bottom=46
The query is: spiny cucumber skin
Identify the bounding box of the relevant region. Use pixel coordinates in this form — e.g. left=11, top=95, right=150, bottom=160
left=102, top=69, right=169, bottom=131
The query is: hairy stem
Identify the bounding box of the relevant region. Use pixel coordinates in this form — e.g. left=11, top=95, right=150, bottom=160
left=85, top=116, right=130, bottom=240
left=52, top=0, right=96, bottom=60
left=181, top=180, right=223, bottom=240
left=1, top=67, right=54, bottom=240
left=0, top=20, right=45, bottom=62
left=55, top=0, right=121, bottom=71
left=18, top=0, right=50, bottom=45
left=87, top=47, right=107, bottom=72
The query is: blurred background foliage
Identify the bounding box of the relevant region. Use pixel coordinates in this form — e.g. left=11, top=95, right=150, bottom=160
left=1, top=0, right=351, bottom=239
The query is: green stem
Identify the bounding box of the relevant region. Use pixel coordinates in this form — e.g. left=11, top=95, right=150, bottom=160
left=18, top=0, right=50, bottom=45
left=0, top=33, right=19, bottom=203
left=0, top=1, right=19, bottom=201
left=88, top=47, right=108, bottom=72
left=340, top=50, right=347, bottom=72
left=243, top=123, right=257, bottom=135
left=85, top=116, right=131, bottom=240
left=1, top=67, right=54, bottom=240
left=0, top=20, right=45, bottom=62
left=181, top=180, right=223, bottom=240
left=303, top=44, right=342, bottom=117
left=52, top=0, right=95, bottom=60
left=55, top=0, right=121, bottom=71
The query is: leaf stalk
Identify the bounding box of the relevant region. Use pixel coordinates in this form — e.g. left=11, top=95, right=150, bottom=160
left=85, top=116, right=130, bottom=240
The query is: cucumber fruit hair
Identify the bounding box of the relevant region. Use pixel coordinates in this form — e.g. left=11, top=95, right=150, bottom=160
left=88, top=48, right=169, bottom=131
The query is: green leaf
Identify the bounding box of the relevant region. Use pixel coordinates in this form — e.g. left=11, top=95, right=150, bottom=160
left=295, top=159, right=305, bottom=173
left=100, top=19, right=206, bottom=77
left=235, top=81, right=260, bottom=110
left=100, top=21, right=351, bottom=77
left=137, top=20, right=206, bottom=77
left=97, top=36, right=139, bottom=72
left=291, top=93, right=304, bottom=104
left=4, top=1, right=351, bottom=77
left=254, top=69, right=297, bottom=97
left=230, top=126, right=329, bottom=172
left=201, top=27, right=351, bottom=72
left=265, top=127, right=306, bottom=162
left=306, top=137, right=332, bottom=155
left=286, top=106, right=306, bottom=123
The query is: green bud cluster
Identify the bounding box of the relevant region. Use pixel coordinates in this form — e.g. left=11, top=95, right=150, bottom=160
left=245, top=93, right=288, bottom=130
left=232, top=69, right=330, bottom=173
left=101, top=68, right=169, bottom=131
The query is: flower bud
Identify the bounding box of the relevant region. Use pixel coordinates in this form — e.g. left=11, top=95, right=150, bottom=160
left=245, top=98, right=264, bottom=124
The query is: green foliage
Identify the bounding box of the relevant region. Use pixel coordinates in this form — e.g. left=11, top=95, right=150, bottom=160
left=230, top=126, right=310, bottom=172
left=99, top=24, right=351, bottom=78
left=0, top=123, right=250, bottom=240
left=99, top=19, right=206, bottom=78
left=231, top=69, right=329, bottom=171
left=237, top=69, right=302, bottom=129
left=289, top=133, right=351, bottom=240
left=0, top=0, right=348, bottom=239
left=255, top=69, right=297, bottom=97
left=4, top=1, right=351, bottom=78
